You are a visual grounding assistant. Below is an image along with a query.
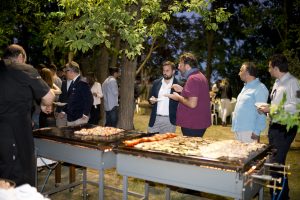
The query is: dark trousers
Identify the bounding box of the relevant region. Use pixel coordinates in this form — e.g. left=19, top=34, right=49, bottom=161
left=105, top=106, right=118, bottom=127
left=181, top=127, right=206, bottom=137
left=89, top=105, right=100, bottom=125
left=268, top=123, right=297, bottom=200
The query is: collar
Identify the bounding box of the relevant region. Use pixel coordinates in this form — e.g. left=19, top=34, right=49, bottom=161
left=72, top=75, right=80, bottom=82
left=183, top=68, right=199, bottom=79
left=108, top=75, right=116, bottom=80
left=276, top=72, right=291, bottom=83
left=244, top=78, right=259, bottom=87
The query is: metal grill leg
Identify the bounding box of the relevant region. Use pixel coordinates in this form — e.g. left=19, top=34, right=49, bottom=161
left=165, top=187, right=170, bottom=200
left=99, top=169, right=104, bottom=200
left=144, top=182, right=149, bottom=200
left=122, top=176, right=128, bottom=200
left=258, top=187, right=264, bottom=200
left=82, top=168, right=87, bottom=200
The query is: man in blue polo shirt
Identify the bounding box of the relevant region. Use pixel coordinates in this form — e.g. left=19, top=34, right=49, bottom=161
left=232, top=61, right=269, bottom=143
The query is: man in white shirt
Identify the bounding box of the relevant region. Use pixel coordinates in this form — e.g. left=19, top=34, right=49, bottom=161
left=259, top=54, right=300, bottom=200
left=148, top=61, right=179, bottom=133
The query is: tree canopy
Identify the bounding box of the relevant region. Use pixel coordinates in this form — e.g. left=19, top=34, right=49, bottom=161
left=0, top=0, right=299, bottom=129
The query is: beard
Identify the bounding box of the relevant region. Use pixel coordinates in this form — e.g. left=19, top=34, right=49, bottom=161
left=163, top=74, right=173, bottom=80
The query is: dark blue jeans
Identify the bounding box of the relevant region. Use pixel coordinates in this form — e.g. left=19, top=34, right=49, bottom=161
left=181, top=127, right=206, bottom=137
left=105, top=106, right=118, bottom=127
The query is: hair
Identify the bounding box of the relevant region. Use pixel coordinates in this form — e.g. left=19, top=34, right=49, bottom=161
left=108, top=67, right=119, bottom=76
left=162, top=61, right=175, bottom=70
left=65, top=61, right=80, bottom=73
left=35, top=63, right=47, bottom=73
left=48, top=63, right=57, bottom=73
left=221, top=78, right=230, bottom=87
left=179, top=52, right=198, bottom=68
left=3, top=44, right=26, bottom=61
left=242, top=61, right=257, bottom=77
left=269, top=54, right=288, bottom=73
left=40, top=68, right=54, bottom=87
left=216, top=79, right=222, bottom=84
left=86, top=72, right=96, bottom=87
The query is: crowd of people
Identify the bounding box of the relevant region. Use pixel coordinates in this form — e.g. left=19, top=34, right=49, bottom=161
left=0, top=44, right=299, bottom=200
left=0, top=44, right=119, bottom=188
left=147, top=53, right=299, bottom=199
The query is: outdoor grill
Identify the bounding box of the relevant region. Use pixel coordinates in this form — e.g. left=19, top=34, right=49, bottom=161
left=33, top=124, right=144, bottom=200
left=33, top=126, right=277, bottom=200
left=114, top=137, right=273, bottom=200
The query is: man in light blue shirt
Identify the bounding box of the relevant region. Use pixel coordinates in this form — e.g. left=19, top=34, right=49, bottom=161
left=232, top=62, right=269, bottom=143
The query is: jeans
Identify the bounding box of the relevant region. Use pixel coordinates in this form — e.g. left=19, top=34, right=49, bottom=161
left=105, top=106, right=118, bottom=127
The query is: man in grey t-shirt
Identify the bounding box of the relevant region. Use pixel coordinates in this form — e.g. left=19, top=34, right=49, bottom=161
left=102, top=67, right=120, bottom=127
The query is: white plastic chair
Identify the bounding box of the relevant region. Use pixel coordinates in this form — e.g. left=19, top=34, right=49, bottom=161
left=211, top=102, right=218, bottom=125
left=135, top=97, right=141, bottom=114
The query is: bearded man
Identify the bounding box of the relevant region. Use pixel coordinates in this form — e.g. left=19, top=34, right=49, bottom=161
left=148, top=61, right=179, bottom=133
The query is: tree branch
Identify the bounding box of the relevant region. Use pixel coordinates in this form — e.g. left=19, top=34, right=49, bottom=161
left=136, top=37, right=158, bottom=76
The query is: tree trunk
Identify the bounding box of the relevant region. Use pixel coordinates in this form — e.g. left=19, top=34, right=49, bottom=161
left=95, top=45, right=109, bottom=83
left=94, top=45, right=109, bottom=125
left=118, top=57, right=137, bottom=130
left=206, top=30, right=214, bottom=87
left=110, top=35, right=121, bottom=68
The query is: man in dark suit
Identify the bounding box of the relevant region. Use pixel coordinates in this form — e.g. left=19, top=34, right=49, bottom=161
left=55, top=61, right=93, bottom=185
left=148, top=61, right=179, bottom=133
left=56, top=61, right=93, bottom=126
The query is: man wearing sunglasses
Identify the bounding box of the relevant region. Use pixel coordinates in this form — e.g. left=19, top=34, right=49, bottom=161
left=56, top=61, right=93, bottom=126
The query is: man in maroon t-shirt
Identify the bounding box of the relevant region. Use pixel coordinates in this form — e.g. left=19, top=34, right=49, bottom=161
left=166, top=52, right=211, bottom=137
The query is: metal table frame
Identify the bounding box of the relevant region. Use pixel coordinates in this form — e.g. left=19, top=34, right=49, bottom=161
left=34, top=138, right=115, bottom=200
left=116, top=153, right=264, bottom=200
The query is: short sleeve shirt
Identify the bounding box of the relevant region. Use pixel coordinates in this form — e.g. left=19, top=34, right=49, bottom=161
left=176, top=71, right=211, bottom=129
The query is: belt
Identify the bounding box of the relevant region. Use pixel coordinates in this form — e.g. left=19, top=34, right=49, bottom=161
left=270, top=122, right=287, bottom=130
left=157, top=114, right=169, bottom=117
